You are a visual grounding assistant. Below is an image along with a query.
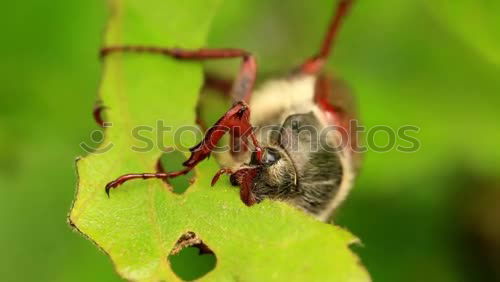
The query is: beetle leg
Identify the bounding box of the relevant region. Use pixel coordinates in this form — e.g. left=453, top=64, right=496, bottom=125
left=100, top=47, right=257, bottom=103
left=299, top=0, right=354, bottom=74
left=210, top=166, right=261, bottom=206
left=211, top=168, right=234, bottom=186
left=197, top=73, right=248, bottom=156
left=105, top=168, right=190, bottom=196
left=183, top=101, right=262, bottom=168
left=100, top=46, right=262, bottom=195
left=105, top=101, right=263, bottom=195
left=231, top=167, right=260, bottom=206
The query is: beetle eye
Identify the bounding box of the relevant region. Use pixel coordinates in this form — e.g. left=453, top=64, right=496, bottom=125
left=262, top=148, right=280, bottom=165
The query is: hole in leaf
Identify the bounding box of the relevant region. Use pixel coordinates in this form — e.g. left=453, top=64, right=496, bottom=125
left=157, top=150, right=195, bottom=194
left=168, top=232, right=217, bottom=281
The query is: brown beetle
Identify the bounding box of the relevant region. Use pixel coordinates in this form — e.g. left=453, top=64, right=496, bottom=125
left=103, top=0, right=360, bottom=221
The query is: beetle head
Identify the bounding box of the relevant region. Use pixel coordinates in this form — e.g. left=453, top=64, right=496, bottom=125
left=235, top=112, right=344, bottom=214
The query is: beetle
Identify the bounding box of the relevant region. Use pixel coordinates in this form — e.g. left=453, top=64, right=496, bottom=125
left=102, top=0, right=360, bottom=221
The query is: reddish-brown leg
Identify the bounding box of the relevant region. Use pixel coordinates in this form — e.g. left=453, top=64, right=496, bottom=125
left=105, top=101, right=262, bottom=195
left=211, top=168, right=234, bottom=187
left=101, top=47, right=257, bottom=103
left=183, top=101, right=262, bottom=168
left=299, top=0, right=355, bottom=74
left=231, top=167, right=260, bottom=206
left=210, top=166, right=260, bottom=206
left=101, top=46, right=262, bottom=195
left=106, top=168, right=190, bottom=196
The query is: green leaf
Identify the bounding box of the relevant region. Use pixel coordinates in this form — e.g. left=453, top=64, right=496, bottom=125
left=69, top=0, right=370, bottom=281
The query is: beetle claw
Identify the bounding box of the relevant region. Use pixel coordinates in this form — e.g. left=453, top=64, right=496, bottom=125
left=211, top=168, right=233, bottom=186
left=105, top=179, right=122, bottom=197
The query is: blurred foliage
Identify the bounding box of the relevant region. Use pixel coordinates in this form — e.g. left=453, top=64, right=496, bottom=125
left=1, top=0, right=499, bottom=281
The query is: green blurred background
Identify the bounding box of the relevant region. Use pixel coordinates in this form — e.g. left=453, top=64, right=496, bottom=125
left=1, top=0, right=499, bottom=281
